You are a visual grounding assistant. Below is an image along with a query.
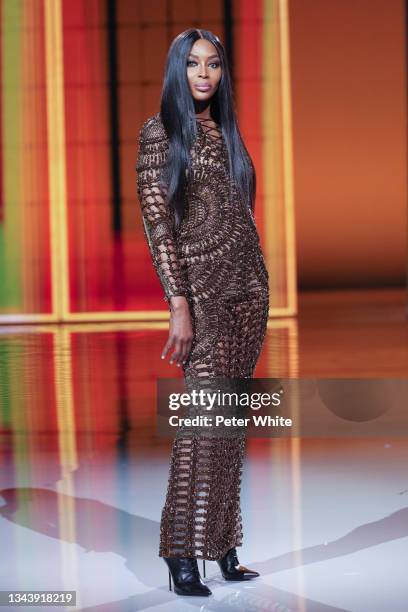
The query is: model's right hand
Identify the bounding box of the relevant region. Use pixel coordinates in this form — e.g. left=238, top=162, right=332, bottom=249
left=161, top=296, right=193, bottom=366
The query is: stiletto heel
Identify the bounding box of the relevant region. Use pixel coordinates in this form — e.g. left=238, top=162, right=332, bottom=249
left=217, top=547, right=260, bottom=581
left=164, top=557, right=212, bottom=596
left=202, top=559, right=206, bottom=577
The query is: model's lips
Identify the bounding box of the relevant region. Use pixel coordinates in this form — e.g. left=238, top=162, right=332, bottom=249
left=194, top=84, right=212, bottom=92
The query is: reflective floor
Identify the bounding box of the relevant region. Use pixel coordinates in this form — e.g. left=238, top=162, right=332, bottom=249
left=0, top=289, right=407, bottom=611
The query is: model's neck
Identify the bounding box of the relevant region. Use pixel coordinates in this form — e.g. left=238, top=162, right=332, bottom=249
left=194, top=101, right=211, bottom=120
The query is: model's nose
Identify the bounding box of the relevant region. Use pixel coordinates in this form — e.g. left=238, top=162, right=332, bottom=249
left=199, top=65, right=208, bottom=78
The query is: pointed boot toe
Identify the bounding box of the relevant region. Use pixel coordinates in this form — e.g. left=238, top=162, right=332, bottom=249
left=217, top=547, right=260, bottom=581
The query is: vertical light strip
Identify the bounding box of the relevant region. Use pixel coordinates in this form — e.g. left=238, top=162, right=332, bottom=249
left=290, top=435, right=305, bottom=609
left=54, top=327, right=79, bottom=606
left=264, top=1, right=303, bottom=604
left=262, top=0, right=297, bottom=315
left=44, top=2, right=79, bottom=601
left=278, top=0, right=297, bottom=314
left=282, top=0, right=304, bottom=576
left=262, top=0, right=277, bottom=315
left=44, top=0, right=69, bottom=320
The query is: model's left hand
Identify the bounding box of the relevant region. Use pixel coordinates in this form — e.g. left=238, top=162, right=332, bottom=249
left=161, top=296, right=193, bottom=366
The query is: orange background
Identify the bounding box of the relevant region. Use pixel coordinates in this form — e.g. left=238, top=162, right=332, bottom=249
left=290, top=0, right=407, bottom=289
left=0, top=0, right=406, bottom=322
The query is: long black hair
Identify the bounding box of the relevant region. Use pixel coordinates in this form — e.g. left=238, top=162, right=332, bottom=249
left=160, top=28, right=256, bottom=228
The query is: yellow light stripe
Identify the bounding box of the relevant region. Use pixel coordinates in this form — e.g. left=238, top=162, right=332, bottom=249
left=262, top=0, right=277, bottom=316
left=0, top=321, right=180, bottom=333
left=0, top=318, right=298, bottom=335
left=278, top=0, right=298, bottom=315
left=44, top=0, right=69, bottom=320
left=262, top=0, right=297, bottom=315
left=53, top=326, right=80, bottom=608
left=44, top=2, right=79, bottom=602
left=0, top=303, right=297, bottom=325
left=263, top=4, right=302, bottom=604
left=277, top=2, right=303, bottom=587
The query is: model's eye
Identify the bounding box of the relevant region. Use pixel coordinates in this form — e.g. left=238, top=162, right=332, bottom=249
left=209, top=62, right=220, bottom=69
left=187, top=60, right=197, bottom=67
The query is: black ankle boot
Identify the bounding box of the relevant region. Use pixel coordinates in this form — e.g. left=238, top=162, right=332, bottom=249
left=164, top=556, right=212, bottom=596
left=217, top=547, right=260, bottom=581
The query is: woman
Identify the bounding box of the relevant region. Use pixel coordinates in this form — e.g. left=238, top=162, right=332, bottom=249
left=136, top=28, right=269, bottom=597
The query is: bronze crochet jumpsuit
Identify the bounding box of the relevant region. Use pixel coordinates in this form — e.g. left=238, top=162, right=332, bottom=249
left=136, top=113, right=269, bottom=560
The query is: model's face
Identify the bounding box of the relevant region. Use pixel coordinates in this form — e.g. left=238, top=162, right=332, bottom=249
left=186, top=38, right=222, bottom=101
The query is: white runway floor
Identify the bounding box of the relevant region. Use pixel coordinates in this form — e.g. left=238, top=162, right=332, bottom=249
left=1, top=436, right=407, bottom=611
left=1, top=290, right=407, bottom=611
